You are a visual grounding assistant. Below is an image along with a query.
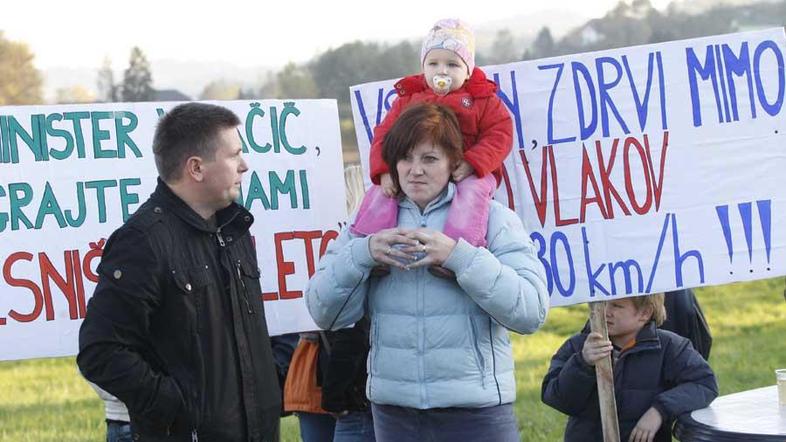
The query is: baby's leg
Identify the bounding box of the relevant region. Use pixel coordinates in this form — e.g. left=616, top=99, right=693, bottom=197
left=350, top=185, right=398, bottom=236
left=443, top=174, right=496, bottom=247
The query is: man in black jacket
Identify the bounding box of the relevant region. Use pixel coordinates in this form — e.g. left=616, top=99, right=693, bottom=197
left=78, top=103, right=281, bottom=441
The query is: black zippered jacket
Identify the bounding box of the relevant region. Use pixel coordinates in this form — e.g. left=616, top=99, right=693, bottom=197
left=78, top=180, right=280, bottom=441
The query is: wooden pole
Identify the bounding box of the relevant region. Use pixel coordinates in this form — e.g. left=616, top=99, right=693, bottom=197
left=590, top=301, right=621, bottom=442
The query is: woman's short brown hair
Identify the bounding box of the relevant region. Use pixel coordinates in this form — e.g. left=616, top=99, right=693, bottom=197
left=381, top=103, right=464, bottom=191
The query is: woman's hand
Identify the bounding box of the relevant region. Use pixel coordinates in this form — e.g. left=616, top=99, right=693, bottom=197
left=628, top=407, right=663, bottom=442
left=380, top=173, right=398, bottom=197
left=402, top=228, right=457, bottom=268
left=368, top=228, right=420, bottom=268
left=581, top=332, right=613, bottom=366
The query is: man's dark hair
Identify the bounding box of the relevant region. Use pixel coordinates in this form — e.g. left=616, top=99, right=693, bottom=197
left=153, top=102, right=241, bottom=182
left=381, top=103, right=464, bottom=193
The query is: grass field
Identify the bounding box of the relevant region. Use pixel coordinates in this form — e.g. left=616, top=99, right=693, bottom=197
left=1, top=278, right=784, bottom=441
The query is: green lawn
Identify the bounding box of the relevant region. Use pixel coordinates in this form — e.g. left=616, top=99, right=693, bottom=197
left=1, top=278, right=784, bottom=441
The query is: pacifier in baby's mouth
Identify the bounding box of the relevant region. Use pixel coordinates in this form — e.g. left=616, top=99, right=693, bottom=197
left=432, top=74, right=452, bottom=95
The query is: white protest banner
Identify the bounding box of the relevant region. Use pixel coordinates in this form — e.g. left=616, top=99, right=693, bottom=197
left=351, top=29, right=786, bottom=307
left=0, top=99, right=345, bottom=361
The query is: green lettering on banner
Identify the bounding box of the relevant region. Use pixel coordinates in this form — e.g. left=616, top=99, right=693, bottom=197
left=0, top=115, right=9, bottom=163
left=269, top=170, right=297, bottom=210
left=245, top=171, right=271, bottom=210
left=245, top=103, right=271, bottom=153
left=0, top=186, right=7, bottom=231
left=114, top=111, right=142, bottom=158
left=45, top=113, right=76, bottom=160
left=237, top=127, right=249, bottom=153
left=269, top=106, right=281, bottom=153
left=299, top=170, right=310, bottom=209
left=7, top=115, right=44, bottom=163
left=119, top=178, right=141, bottom=221
left=34, top=182, right=67, bottom=229
left=91, top=111, right=115, bottom=158
left=9, top=182, right=34, bottom=230
left=63, top=112, right=89, bottom=159
left=279, top=102, right=306, bottom=155
left=64, top=182, right=87, bottom=227
left=85, top=180, right=118, bottom=223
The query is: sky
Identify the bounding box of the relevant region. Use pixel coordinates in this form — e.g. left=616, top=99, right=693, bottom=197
left=1, top=0, right=673, bottom=71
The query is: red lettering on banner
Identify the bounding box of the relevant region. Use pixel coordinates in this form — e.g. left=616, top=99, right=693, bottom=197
left=319, top=230, right=338, bottom=257
left=262, top=229, right=340, bottom=302
left=548, top=145, right=579, bottom=227
left=82, top=239, right=105, bottom=283
left=580, top=146, right=608, bottom=222
left=1, top=239, right=105, bottom=325
left=520, top=147, right=549, bottom=227
left=499, top=163, right=515, bottom=211
left=623, top=137, right=654, bottom=214
left=518, top=131, right=669, bottom=226
left=3, top=252, right=44, bottom=323
left=39, top=251, right=83, bottom=321
left=645, top=131, right=669, bottom=211
left=595, top=138, right=632, bottom=219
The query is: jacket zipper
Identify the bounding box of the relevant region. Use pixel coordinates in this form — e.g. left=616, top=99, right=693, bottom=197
left=235, top=261, right=255, bottom=314
left=192, top=429, right=199, bottom=441
left=217, top=226, right=254, bottom=315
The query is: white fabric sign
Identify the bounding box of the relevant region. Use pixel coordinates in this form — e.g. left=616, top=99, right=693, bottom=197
left=0, top=99, right=345, bottom=361
left=351, top=29, right=786, bottom=307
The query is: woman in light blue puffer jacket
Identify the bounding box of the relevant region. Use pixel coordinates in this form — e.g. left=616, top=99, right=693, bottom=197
left=306, top=103, right=549, bottom=442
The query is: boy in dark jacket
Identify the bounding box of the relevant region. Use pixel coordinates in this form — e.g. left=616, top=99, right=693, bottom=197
left=541, top=293, right=718, bottom=442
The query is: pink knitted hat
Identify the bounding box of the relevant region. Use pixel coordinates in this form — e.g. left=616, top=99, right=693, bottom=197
left=420, top=18, right=476, bottom=74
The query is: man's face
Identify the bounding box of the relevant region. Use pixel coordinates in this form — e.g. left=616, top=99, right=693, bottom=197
left=605, top=298, right=651, bottom=344
left=201, top=127, right=248, bottom=210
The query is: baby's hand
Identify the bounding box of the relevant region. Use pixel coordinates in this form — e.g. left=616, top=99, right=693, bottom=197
left=452, top=160, right=475, bottom=182
left=380, top=173, right=398, bottom=197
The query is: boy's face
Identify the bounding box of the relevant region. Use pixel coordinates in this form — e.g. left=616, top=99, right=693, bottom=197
left=423, top=48, right=469, bottom=95
left=605, top=298, right=652, bottom=344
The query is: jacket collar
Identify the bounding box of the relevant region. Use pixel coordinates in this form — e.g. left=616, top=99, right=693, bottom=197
left=394, top=67, right=499, bottom=98
left=152, top=178, right=253, bottom=235
left=618, top=321, right=661, bottom=357
left=580, top=319, right=661, bottom=354
left=398, top=182, right=456, bottom=215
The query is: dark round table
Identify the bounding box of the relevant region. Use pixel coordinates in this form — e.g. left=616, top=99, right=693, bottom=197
left=674, top=385, right=786, bottom=441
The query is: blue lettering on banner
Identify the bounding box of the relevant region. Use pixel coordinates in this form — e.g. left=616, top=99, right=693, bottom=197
left=539, top=63, right=577, bottom=145
left=596, top=57, right=631, bottom=137
left=540, top=52, right=667, bottom=143
left=493, top=70, right=525, bottom=150
left=687, top=40, right=784, bottom=127
left=531, top=213, right=705, bottom=298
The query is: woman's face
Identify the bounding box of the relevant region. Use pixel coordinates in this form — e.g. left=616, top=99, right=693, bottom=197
left=396, top=140, right=453, bottom=210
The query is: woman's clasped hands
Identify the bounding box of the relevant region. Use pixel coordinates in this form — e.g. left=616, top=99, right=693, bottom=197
left=368, top=227, right=457, bottom=270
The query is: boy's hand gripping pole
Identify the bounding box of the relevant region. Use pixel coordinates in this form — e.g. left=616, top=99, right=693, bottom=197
left=590, top=301, right=621, bottom=442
